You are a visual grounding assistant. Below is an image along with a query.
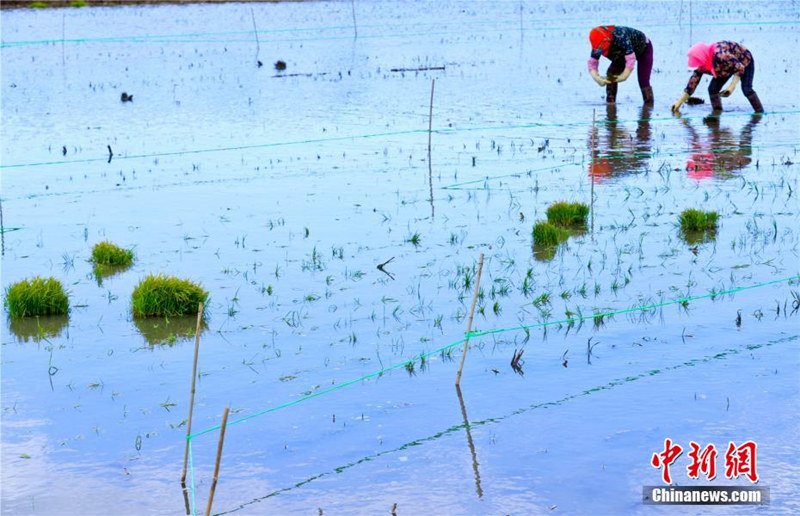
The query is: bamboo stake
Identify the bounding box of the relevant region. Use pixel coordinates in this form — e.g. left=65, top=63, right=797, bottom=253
left=350, top=0, right=358, bottom=39
left=250, top=7, right=260, bottom=66
left=181, top=303, right=204, bottom=489
left=455, top=253, right=484, bottom=386
left=205, top=406, right=230, bottom=516
left=590, top=108, right=595, bottom=235
left=427, top=78, right=436, bottom=218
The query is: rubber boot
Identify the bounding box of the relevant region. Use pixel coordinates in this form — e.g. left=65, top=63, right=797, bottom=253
left=746, top=92, right=764, bottom=113
left=709, top=93, right=723, bottom=112
left=641, top=86, right=654, bottom=106
left=606, top=82, right=617, bottom=104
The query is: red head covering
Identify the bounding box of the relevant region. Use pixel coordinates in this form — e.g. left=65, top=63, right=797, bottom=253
left=589, top=26, right=615, bottom=57
left=687, top=42, right=717, bottom=77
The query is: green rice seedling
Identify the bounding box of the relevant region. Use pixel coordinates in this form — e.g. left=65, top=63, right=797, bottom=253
left=679, top=209, right=718, bottom=232
left=532, top=221, right=568, bottom=247
left=91, top=241, right=134, bottom=266
left=406, top=232, right=422, bottom=247
left=679, top=209, right=719, bottom=244
left=5, top=277, right=69, bottom=317
left=131, top=274, right=208, bottom=318
left=546, top=201, right=590, bottom=228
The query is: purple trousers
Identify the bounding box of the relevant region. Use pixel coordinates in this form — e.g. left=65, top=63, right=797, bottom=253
left=608, top=40, right=653, bottom=88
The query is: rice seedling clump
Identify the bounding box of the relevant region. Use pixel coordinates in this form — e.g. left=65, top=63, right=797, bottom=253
left=532, top=221, right=569, bottom=247
left=91, top=241, right=134, bottom=266
left=546, top=201, right=590, bottom=227
left=131, top=274, right=208, bottom=317
left=4, top=277, right=69, bottom=317
left=679, top=209, right=719, bottom=232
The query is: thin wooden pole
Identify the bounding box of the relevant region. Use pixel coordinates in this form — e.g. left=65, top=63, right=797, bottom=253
left=590, top=109, right=595, bottom=235
left=205, top=406, right=230, bottom=516
left=250, top=7, right=260, bottom=65
left=427, top=78, right=436, bottom=154
left=181, top=303, right=204, bottom=488
left=350, top=0, right=358, bottom=39
left=427, top=78, right=436, bottom=218
left=455, top=253, right=484, bottom=386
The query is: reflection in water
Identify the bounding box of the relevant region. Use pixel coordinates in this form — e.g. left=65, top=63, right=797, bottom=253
left=682, top=114, right=762, bottom=180
left=92, top=263, right=133, bottom=286
left=455, top=384, right=483, bottom=498
left=589, top=104, right=653, bottom=183
left=133, top=315, right=206, bottom=346
left=8, top=315, right=69, bottom=343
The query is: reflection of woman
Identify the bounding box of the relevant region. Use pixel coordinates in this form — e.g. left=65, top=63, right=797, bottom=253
left=672, top=41, right=764, bottom=113
left=589, top=104, right=653, bottom=182
left=681, top=115, right=762, bottom=180
left=587, top=26, right=654, bottom=105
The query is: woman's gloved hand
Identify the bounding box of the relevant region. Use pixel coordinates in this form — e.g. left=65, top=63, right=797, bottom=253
left=671, top=93, right=691, bottom=113
left=611, top=69, right=632, bottom=83
left=720, top=75, right=740, bottom=98
left=590, top=70, right=610, bottom=86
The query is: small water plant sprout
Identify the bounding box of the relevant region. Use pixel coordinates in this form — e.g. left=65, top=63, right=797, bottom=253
left=679, top=208, right=719, bottom=243
left=131, top=274, right=208, bottom=317
left=546, top=201, right=590, bottom=228
left=4, top=277, right=69, bottom=317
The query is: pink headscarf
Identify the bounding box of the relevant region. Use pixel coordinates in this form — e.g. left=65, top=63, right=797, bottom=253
left=687, top=42, right=716, bottom=77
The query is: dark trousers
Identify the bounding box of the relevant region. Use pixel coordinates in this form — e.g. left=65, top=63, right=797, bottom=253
left=708, top=58, right=755, bottom=96
left=607, top=41, right=653, bottom=88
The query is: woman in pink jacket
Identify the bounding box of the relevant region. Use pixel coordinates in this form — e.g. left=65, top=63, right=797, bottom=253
left=672, top=41, right=764, bottom=113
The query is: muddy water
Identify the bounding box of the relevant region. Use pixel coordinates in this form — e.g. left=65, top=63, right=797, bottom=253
left=2, top=1, right=799, bottom=514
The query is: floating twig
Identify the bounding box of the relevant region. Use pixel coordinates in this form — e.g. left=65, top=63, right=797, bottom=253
left=511, top=348, right=525, bottom=375
left=376, top=257, right=395, bottom=280
left=390, top=66, right=445, bottom=72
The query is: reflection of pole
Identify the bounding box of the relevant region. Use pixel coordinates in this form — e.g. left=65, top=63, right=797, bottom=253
left=455, top=253, right=484, bottom=386
left=205, top=406, right=230, bottom=516
left=455, top=384, right=483, bottom=498
left=181, top=302, right=204, bottom=514
left=590, top=109, right=595, bottom=235
left=428, top=79, right=436, bottom=218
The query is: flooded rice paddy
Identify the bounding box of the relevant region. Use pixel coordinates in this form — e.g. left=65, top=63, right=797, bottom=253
left=2, top=1, right=799, bottom=514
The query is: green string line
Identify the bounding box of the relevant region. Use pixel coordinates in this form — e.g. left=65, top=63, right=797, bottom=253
left=441, top=141, right=799, bottom=190
left=187, top=335, right=469, bottom=441
left=467, top=274, right=800, bottom=339
left=0, top=227, right=23, bottom=234
left=3, top=18, right=797, bottom=48
left=4, top=110, right=797, bottom=170
left=186, top=273, right=799, bottom=441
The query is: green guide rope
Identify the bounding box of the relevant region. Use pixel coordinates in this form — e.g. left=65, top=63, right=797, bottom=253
left=187, top=273, right=799, bottom=441
left=2, top=19, right=797, bottom=49
left=3, top=110, right=798, bottom=170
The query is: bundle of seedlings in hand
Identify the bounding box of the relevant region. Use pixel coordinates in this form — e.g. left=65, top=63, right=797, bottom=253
left=131, top=274, right=208, bottom=317
left=4, top=276, right=69, bottom=317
